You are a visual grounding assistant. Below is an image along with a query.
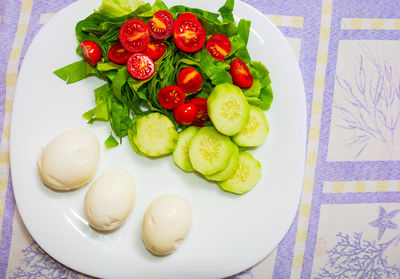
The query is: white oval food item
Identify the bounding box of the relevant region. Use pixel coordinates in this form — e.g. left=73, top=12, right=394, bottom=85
left=142, top=195, right=192, bottom=256
left=37, top=129, right=100, bottom=190
left=84, top=169, right=135, bottom=231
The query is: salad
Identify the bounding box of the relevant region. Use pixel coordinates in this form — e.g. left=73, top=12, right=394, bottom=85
left=55, top=0, right=273, bottom=195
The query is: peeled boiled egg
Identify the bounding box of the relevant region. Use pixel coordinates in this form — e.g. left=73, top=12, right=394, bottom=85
left=84, top=169, right=135, bottom=231
left=37, top=129, right=100, bottom=191
left=142, top=195, right=192, bottom=256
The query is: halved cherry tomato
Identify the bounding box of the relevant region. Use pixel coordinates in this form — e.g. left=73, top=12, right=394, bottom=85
left=173, top=103, right=199, bottom=125
left=229, top=58, right=253, bottom=88
left=158, top=85, right=185, bottom=109
left=187, top=97, right=210, bottom=127
left=127, top=53, right=155, bottom=80
left=80, top=41, right=102, bottom=67
left=206, top=34, right=231, bottom=61
left=142, top=40, right=166, bottom=61
left=173, top=16, right=206, bottom=52
left=147, top=10, right=174, bottom=40
left=177, top=67, right=202, bottom=93
left=108, top=41, right=132, bottom=64
left=119, top=19, right=150, bottom=53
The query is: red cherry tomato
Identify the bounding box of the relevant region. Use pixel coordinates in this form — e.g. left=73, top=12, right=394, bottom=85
left=158, top=85, right=185, bottom=109
left=174, top=103, right=199, bottom=125
left=229, top=58, right=253, bottom=88
left=173, top=16, right=206, bottom=52
left=80, top=41, right=102, bottom=67
left=187, top=97, right=210, bottom=126
left=147, top=10, right=174, bottom=40
left=142, top=40, right=166, bottom=61
left=119, top=19, right=150, bottom=53
left=107, top=41, right=132, bottom=64
left=178, top=12, right=197, bottom=20
left=127, top=53, right=155, bottom=80
left=206, top=34, right=231, bottom=61
left=177, top=67, right=202, bottom=93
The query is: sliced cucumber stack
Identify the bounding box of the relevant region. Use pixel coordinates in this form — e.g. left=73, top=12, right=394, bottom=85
left=218, top=152, right=261, bottom=195
left=173, top=126, right=200, bottom=172
left=205, top=144, right=239, bottom=182
left=207, top=83, right=250, bottom=136
left=129, top=113, right=178, bottom=157
left=188, top=127, right=234, bottom=176
left=125, top=83, right=269, bottom=195
left=232, top=105, right=269, bottom=147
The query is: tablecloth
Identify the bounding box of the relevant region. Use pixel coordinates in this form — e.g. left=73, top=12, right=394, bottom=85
left=1, top=0, right=400, bottom=278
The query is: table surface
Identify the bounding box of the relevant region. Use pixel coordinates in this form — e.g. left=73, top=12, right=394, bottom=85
left=1, top=0, right=400, bottom=278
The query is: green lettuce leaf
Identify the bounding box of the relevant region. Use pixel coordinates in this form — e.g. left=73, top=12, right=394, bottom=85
left=238, top=18, right=251, bottom=46
left=243, top=79, right=261, bottom=97
left=250, top=61, right=271, bottom=86
left=258, top=84, right=273, bottom=110
left=246, top=96, right=263, bottom=108
left=96, top=0, right=145, bottom=17
left=195, top=49, right=232, bottom=85
left=170, top=4, right=236, bottom=37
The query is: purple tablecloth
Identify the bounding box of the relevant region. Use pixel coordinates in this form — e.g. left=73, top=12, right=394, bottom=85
left=1, top=0, right=400, bottom=278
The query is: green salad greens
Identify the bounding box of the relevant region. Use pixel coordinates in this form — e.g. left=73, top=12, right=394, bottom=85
left=54, top=0, right=273, bottom=148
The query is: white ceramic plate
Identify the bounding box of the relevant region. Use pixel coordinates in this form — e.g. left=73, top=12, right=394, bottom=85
left=10, top=0, right=306, bottom=278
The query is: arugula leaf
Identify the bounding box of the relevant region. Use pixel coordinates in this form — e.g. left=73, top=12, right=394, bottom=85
left=112, top=67, right=129, bottom=101
left=94, top=83, right=112, bottom=104
left=129, top=87, right=146, bottom=115
left=83, top=103, right=109, bottom=123
left=54, top=60, right=100, bottom=84
left=218, top=0, right=234, bottom=23
left=97, top=61, right=123, bottom=72
left=75, top=13, right=110, bottom=47
left=105, top=134, right=119, bottom=148
left=170, top=5, right=220, bottom=22
left=108, top=95, right=132, bottom=139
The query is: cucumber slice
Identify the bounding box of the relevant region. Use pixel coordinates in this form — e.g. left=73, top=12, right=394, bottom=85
left=232, top=105, right=269, bottom=147
left=218, top=152, right=261, bottom=195
left=128, top=128, right=147, bottom=157
left=131, top=113, right=178, bottom=157
left=188, top=127, right=234, bottom=176
left=207, top=83, right=250, bottom=136
left=173, top=126, right=200, bottom=172
left=205, top=144, right=239, bottom=181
